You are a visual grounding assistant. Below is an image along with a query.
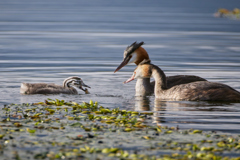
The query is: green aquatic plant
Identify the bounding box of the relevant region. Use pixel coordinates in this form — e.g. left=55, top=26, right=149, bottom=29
left=0, top=99, right=240, bottom=159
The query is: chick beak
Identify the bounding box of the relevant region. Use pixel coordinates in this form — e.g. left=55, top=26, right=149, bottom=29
left=82, top=82, right=91, bottom=89
left=114, top=55, right=132, bottom=73
left=78, top=82, right=91, bottom=91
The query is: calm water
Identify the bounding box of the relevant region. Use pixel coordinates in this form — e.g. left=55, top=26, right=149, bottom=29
left=1, top=0, right=240, bottom=133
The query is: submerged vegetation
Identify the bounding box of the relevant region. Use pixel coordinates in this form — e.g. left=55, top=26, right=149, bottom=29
left=1, top=99, right=240, bottom=159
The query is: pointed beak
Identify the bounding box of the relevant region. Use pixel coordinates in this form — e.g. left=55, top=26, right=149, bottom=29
left=123, top=73, right=135, bottom=84
left=78, top=82, right=91, bottom=91
left=82, top=82, right=91, bottom=89
left=114, top=56, right=132, bottom=73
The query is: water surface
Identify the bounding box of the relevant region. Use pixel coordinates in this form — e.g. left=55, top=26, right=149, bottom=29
left=1, top=0, right=240, bottom=133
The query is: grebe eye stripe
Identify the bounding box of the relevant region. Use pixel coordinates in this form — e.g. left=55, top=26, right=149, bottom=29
left=64, top=80, right=75, bottom=87
left=66, top=80, right=73, bottom=86
left=63, top=77, right=82, bottom=87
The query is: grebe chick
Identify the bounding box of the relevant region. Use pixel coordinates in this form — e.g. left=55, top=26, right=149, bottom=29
left=20, top=76, right=90, bottom=95
left=124, top=60, right=240, bottom=102
left=115, top=41, right=207, bottom=96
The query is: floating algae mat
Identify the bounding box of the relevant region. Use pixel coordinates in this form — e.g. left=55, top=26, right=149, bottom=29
left=1, top=99, right=240, bottom=159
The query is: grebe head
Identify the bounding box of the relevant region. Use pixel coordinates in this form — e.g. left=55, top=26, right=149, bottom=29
left=114, top=41, right=149, bottom=73
left=63, top=76, right=90, bottom=92
left=124, top=59, right=152, bottom=84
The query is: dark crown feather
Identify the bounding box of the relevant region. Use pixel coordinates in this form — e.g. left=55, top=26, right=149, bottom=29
left=124, top=41, right=144, bottom=57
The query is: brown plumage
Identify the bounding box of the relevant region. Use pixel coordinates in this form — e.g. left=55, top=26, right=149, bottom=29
left=20, top=76, right=90, bottom=95
left=115, top=41, right=207, bottom=96
left=125, top=60, right=240, bottom=102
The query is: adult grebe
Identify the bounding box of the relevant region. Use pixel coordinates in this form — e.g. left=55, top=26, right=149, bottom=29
left=124, top=60, right=240, bottom=102
left=20, top=76, right=90, bottom=95
left=115, top=41, right=206, bottom=96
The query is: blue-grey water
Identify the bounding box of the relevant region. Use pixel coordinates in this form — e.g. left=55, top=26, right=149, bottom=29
left=1, top=0, right=240, bottom=133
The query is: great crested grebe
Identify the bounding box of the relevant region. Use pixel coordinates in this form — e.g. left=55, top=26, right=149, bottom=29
left=114, top=41, right=206, bottom=96
left=124, top=59, right=240, bottom=102
left=20, top=76, right=90, bottom=95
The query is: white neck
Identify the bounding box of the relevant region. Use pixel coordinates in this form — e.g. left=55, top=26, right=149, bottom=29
left=135, top=78, right=154, bottom=96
